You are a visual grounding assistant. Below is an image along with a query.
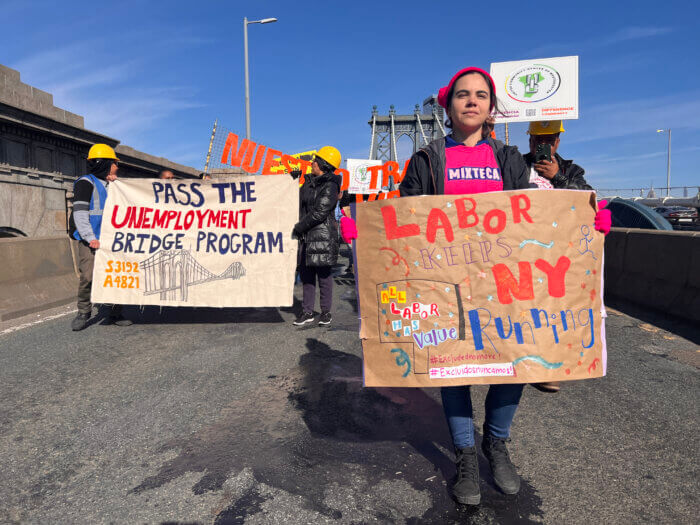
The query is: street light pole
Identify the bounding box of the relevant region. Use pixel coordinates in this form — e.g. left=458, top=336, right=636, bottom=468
left=244, top=17, right=250, bottom=140
left=243, top=17, right=277, bottom=140
left=666, top=129, right=671, bottom=197
left=657, top=128, right=672, bottom=196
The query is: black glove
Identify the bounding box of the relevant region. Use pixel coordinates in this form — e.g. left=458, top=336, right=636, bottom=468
left=290, top=169, right=302, bottom=180
left=292, top=224, right=302, bottom=239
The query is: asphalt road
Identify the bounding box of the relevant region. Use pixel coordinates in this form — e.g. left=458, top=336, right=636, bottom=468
left=0, top=255, right=698, bottom=524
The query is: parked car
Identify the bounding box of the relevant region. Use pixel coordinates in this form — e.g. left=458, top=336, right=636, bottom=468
left=653, top=206, right=698, bottom=225
left=607, top=199, right=673, bottom=230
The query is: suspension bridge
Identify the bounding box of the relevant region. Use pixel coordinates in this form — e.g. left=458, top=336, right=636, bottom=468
left=368, top=95, right=446, bottom=161
left=140, top=250, right=246, bottom=302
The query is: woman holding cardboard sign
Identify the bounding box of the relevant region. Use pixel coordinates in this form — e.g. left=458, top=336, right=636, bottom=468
left=401, top=68, right=529, bottom=505
left=341, top=67, right=609, bottom=506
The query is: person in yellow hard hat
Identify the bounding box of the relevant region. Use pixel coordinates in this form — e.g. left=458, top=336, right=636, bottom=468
left=524, top=120, right=592, bottom=190
left=69, top=144, right=132, bottom=331
left=524, top=121, right=594, bottom=394
left=292, top=146, right=342, bottom=327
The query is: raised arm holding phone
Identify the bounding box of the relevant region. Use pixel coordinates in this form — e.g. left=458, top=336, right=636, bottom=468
left=524, top=120, right=592, bottom=190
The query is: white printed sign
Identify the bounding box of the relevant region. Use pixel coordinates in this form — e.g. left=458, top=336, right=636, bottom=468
left=347, top=158, right=383, bottom=194
left=490, top=56, right=579, bottom=123
left=429, top=363, right=516, bottom=379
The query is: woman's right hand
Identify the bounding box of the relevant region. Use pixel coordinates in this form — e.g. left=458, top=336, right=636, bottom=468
left=594, top=200, right=612, bottom=235
left=340, top=216, right=358, bottom=244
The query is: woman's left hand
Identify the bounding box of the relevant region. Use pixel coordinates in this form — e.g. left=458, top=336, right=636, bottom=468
left=594, top=200, right=611, bottom=235
left=340, top=216, right=358, bottom=244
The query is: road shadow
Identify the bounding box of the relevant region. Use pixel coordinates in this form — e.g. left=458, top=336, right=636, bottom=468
left=287, top=338, right=544, bottom=524
left=130, top=338, right=543, bottom=523
left=75, top=305, right=134, bottom=329
left=120, top=306, right=285, bottom=325
left=605, top=297, right=700, bottom=344
left=288, top=337, right=455, bottom=480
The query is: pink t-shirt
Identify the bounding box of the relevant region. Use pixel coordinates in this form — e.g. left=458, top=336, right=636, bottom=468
left=444, top=136, right=503, bottom=195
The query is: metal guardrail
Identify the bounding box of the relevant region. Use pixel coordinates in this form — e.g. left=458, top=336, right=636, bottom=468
left=596, top=186, right=699, bottom=198
left=596, top=186, right=700, bottom=208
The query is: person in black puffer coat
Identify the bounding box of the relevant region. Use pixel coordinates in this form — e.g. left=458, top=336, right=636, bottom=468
left=292, top=146, right=342, bottom=327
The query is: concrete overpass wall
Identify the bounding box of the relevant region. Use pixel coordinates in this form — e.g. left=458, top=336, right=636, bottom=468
left=0, top=235, right=77, bottom=320
left=0, top=165, right=72, bottom=237
left=2, top=229, right=698, bottom=324
left=605, top=228, right=700, bottom=322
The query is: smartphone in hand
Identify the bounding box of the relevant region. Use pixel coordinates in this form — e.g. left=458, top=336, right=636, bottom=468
left=535, top=143, right=552, bottom=162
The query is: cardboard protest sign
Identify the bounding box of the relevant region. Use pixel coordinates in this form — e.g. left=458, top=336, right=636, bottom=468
left=91, top=176, right=298, bottom=307
left=355, top=190, right=606, bottom=387
left=212, top=130, right=407, bottom=199
left=347, top=158, right=383, bottom=194
left=490, top=56, right=579, bottom=123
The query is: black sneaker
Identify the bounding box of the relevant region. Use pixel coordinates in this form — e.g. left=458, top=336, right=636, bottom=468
left=293, top=311, right=315, bottom=326
left=453, top=446, right=480, bottom=505
left=481, top=434, right=520, bottom=495
left=108, top=314, right=132, bottom=326
left=318, top=312, right=332, bottom=326
left=71, top=313, right=91, bottom=331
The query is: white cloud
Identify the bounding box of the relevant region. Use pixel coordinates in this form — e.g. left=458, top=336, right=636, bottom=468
left=10, top=39, right=205, bottom=147
left=585, top=150, right=667, bottom=164
left=582, top=53, right=651, bottom=77
left=601, top=26, right=673, bottom=45
left=72, top=88, right=205, bottom=138
left=579, top=146, right=700, bottom=189
left=526, top=25, right=674, bottom=58
left=47, top=63, right=139, bottom=96
left=12, top=42, right=100, bottom=84
left=157, top=144, right=208, bottom=169
left=566, top=92, right=700, bottom=145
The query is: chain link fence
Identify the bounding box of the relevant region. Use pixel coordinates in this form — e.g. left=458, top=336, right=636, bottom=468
left=203, top=121, right=245, bottom=176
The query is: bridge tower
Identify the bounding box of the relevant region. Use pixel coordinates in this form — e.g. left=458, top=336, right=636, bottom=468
left=368, top=95, right=446, bottom=161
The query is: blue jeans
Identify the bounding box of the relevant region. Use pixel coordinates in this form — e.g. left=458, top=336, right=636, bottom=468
left=441, top=384, right=524, bottom=449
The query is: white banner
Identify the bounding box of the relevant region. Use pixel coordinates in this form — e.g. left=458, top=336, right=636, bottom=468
left=347, top=158, right=383, bottom=194
left=490, top=56, right=579, bottom=123
left=91, top=176, right=299, bottom=307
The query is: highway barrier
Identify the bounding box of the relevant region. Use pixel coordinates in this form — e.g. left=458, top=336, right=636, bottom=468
left=1, top=229, right=697, bottom=324
left=605, top=228, right=700, bottom=322
left=0, top=236, right=77, bottom=321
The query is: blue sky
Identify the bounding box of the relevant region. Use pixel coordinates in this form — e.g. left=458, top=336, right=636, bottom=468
left=4, top=0, right=698, bottom=189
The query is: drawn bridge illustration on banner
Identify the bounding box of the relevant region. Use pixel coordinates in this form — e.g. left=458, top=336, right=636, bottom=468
left=140, top=250, right=246, bottom=301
